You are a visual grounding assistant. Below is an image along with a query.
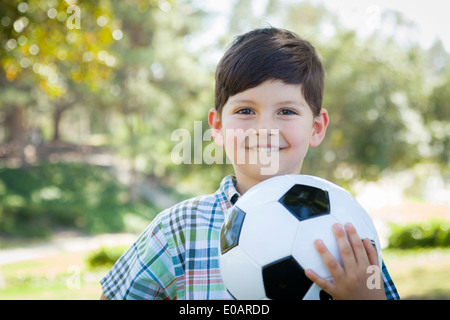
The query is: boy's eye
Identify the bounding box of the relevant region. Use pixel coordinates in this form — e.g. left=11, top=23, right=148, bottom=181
left=278, top=109, right=298, bottom=115
left=235, top=108, right=254, bottom=115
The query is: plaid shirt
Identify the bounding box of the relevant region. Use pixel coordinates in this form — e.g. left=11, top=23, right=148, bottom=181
left=100, top=175, right=400, bottom=300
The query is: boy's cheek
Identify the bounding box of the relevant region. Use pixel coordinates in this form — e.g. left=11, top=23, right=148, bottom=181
left=223, top=129, right=247, bottom=148
left=223, top=133, right=245, bottom=162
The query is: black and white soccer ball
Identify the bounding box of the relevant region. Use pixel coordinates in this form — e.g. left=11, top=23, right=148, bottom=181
left=219, top=174, right=382, bottom=300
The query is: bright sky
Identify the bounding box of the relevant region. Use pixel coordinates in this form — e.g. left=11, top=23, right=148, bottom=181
left=312, top=0, right=450, bottom=51
left=195, top=0, right=450, bottom=52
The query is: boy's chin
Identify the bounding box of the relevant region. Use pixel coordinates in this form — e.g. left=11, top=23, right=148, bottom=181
left=235, top=164, right=301, bottom=182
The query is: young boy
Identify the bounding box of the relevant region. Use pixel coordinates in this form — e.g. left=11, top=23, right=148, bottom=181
left=100, top=27, right=399, bottom=300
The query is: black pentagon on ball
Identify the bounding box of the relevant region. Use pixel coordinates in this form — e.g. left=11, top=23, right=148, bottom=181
left=262, top=256, right=313, bottom=299
left=319, top=290, right=333, bottom=300
left=220, top=206, right=246, bottom=254
left=278, top=184, right=330, bottom=221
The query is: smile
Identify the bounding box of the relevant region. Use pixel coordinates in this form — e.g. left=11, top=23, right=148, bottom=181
left=248, top=147, right=280, bottom=152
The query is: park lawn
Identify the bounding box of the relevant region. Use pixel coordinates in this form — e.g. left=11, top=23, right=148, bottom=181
left=0, top=250, right=106, bottom=300
left=382, top=247, right=450, bottom=300
left=0, top=247, right=449, bottom=300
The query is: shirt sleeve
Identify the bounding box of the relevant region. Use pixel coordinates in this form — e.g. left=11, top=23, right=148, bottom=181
left=100, top=215, right=177, bottom=300
left=381, top=260, right=400, bottom=300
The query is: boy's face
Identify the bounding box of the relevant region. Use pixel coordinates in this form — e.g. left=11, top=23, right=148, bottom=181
left=209, top=80, right=328, bottom=194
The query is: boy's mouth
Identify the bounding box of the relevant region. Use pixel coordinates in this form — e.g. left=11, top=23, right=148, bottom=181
left=248, top=146, right=280, bottom=152
left=244, top=133, right=287, bottom=152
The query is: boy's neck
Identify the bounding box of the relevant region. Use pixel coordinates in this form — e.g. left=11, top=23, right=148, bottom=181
left=233, top=172, right=274, bottom=195
left=232, top=171, right=256, bottom=195
left=233, top=168, right=303, bottom=196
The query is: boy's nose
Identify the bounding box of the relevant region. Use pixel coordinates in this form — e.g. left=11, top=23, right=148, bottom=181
left=255, top=114, right=277, bottom=132
left=253, top=117, right=280, bottom=144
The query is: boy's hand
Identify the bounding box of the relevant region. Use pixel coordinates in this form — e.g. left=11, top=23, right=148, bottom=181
left=305, top=223, right=387, bottom=300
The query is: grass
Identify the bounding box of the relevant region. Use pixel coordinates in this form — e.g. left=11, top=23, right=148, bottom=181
left=0, top=251, right=106, bottom=300
left=382, top=247, right=450, bottom=300
left=1, top=247, right=449, bottom=300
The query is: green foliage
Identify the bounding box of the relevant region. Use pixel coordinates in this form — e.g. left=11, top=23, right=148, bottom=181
left=0, top=163, right=156, bottom=238
left=0, top=0, right=116, bottom=95
left=85, top=245, right=127, bottom=269
left=388, top=219, right=450, bottom=249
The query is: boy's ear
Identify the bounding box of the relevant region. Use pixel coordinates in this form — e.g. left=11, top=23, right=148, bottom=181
left=208, top=108, right=224, bottom=146
left=310, top=108, right=329, bottom=147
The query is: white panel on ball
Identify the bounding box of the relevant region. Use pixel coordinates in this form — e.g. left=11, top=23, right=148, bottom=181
left=219, top=246, right=266, bottom=300
left=329, top=190, right=382, bottom=267
left=292, top=214, right=341, bottom=279
left=236, top=179, right=293, bottom=213
left=239, top=202, right=299, bottom=266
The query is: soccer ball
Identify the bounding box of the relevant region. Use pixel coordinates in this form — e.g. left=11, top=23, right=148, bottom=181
left=219, top=174, right=382, bottom=300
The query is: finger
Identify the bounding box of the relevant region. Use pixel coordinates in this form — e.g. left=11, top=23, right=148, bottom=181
left=363, top=238, right=379, bottom=267
left=332, top=223, right=357, bottom=271
left=314, top=239, right=344, bottom=279
left=344, top=223, right=369, bottom=265
left=305, top=268, right=335, bottom=295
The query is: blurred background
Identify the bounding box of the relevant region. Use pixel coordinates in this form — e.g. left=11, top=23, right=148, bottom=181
left=0, top=0, right=449, bottom=299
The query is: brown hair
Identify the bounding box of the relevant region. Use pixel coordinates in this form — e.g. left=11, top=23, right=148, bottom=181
left=215, top=27, right=324, bottom=116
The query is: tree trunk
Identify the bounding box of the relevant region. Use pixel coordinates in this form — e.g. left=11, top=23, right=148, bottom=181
left=51, top=101, right=75, bottom=141
left=52, top=107, right=63, bottom=141
left=5, top=104, right=28, bottom=167
left=5, top=104, right=27, bottom=143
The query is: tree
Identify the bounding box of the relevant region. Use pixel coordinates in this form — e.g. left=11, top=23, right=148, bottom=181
left=88, top=0, right=217, bottom=198
left=0, top=0, right=117, bottom=166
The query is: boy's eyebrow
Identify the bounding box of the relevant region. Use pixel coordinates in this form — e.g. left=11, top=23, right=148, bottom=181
left=275, top=100, right=306, bottom=107
left=228, top=99, right=256, bottom=105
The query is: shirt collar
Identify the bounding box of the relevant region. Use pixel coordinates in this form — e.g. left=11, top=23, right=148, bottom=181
left=217, top=174, right=241, bottom=213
